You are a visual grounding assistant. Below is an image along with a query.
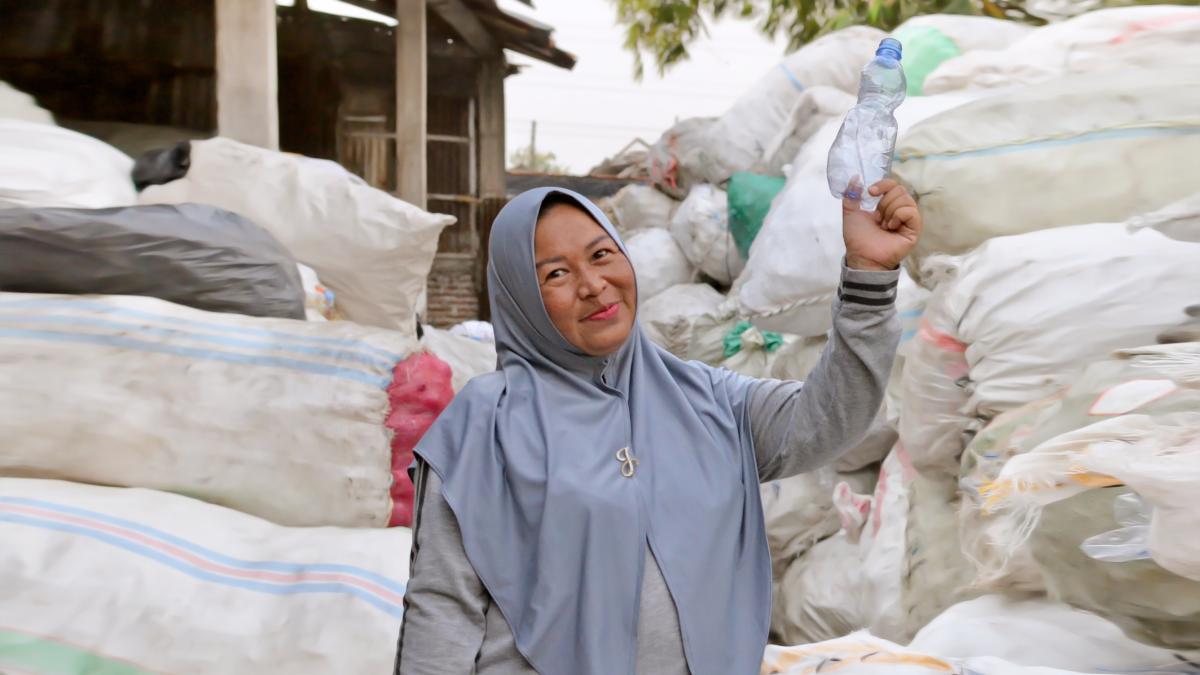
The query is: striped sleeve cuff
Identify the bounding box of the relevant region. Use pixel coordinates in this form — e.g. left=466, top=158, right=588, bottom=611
left=838, top=261, right=901, bottom=308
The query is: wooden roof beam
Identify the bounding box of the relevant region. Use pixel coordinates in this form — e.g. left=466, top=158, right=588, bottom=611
left=429, top=0, right=498, bottom=55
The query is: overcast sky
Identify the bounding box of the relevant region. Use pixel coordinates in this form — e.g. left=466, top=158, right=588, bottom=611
left=501, top=0, right=786, bottom=173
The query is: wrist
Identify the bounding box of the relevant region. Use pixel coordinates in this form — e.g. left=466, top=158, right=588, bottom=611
left=845, top=255, right=898, bottom=272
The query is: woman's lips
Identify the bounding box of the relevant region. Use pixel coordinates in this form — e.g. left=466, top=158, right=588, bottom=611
left=585, top=303, right=619, bottom=321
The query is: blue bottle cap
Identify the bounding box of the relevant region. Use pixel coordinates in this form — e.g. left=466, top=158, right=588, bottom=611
left=876, top=37, right=902, bottom=61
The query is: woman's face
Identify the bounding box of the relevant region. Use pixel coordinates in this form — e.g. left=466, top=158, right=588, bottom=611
left=534, top=202, right=637, bottom=356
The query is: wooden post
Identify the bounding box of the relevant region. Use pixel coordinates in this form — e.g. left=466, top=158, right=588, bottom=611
left=476, top=54, right=507, bottom=321
left=215, top=0, right=279, bottom=150
left=477, top=55, right=506, bottom=202
left=397, top=0, right=428, bottom=209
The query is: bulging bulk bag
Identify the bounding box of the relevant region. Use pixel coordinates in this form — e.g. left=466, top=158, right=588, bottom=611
left=760, top=468, right=840, bottom=578
left=958, top=343, right=1200, bottom=650
left=0, top=204, right=306, bottom=320
left=762, top=632, right=1096, bottom=675
left=909, top=595, right=1186, bottom=672
left=639, top=283, right=726, bottom=357
left=898, top=223, right=1200, bottom=479
left=734, top=93, right=976, bottom=336
left=900, top=474, right=977, bottom=640
left=699, top=27, right=883, bottom=185
left=419, top=324, right=497, bottom=392
left=0, top=119, right=136, bottom=210
left=625, top=228, right=694, bottom=302
left=894, top=15, right=1033, bottom=52
left=922, top=6, right=1200, bottom=94
left=891, top=16, right=1032, bottom=95
left=139, top=137, right=455, bottom=338
left=855, top=445, right=917, bottom=642
left=646, top=117, right=717, bottom=199
left=0, top=80, right=54, bottom=125
left=0, top=292, right=455, bottom=528
left=1128, top=191, right=1200, bottom=244
left=727, top=172, right=786, bottom=259
left=0, top=478, right=411, bottom=674
left=610, top=183, right=678, bottom=233
left=771, top=532, right=862, bottom=645
left=892, top=15, right=1032, bottom=96
left=895, top=68, right=1200, bottom=262
left=669, top=184, right=743, bottom=286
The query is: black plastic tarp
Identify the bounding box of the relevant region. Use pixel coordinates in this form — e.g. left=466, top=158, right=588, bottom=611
left=132, top=141, right=190, bottom=191
left=0, top=203, right=307, bottom=319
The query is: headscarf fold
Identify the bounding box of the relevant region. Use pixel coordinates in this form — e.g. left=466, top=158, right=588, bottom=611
left=415, top=187, right=770, bottom=675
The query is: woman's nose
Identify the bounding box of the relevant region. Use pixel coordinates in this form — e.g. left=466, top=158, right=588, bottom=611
left=577, top=268, right=607, bottom=298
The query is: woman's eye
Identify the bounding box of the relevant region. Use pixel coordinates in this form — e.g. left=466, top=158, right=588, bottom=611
left=593, top=249, right=612, bottom=260
left=545, top=269, right=566, bottom=282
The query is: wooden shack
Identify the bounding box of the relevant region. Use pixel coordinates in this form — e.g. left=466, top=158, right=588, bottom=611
left=0, top=0, right=575, bottom=325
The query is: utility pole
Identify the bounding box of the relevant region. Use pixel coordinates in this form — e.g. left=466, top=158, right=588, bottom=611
left=529, top=120, right=537, bottom=169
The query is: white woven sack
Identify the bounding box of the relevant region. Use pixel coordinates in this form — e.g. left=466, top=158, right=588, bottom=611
left=734, top=93, right=976, bottom=336
left=893, top=15, right=1033, bottom=51
left=611, top=183, right=678, bottom=233
left=701, top=27, right=885, bottom=185
left=898, top=223, right=1200, bottom=478
left=0, top=119, right=135, bottom=209
left=923, top=6, right=1200, bottom=94
left=420, top=324, right=496, bottom=392
left=896, top=69, right=1200, bottom=262
left=639, top=283, right=726, bottom=357
left=0, top=80, right=54, bottom=125
left=0, top=478, right=410, bottom=674
left=669, top=184, right=743, bottom=286
left=910, top=595, right=1185, bottom=672
left=625, top=228, right=694, bottom=302
left=0, top=292, right=419, bottom=528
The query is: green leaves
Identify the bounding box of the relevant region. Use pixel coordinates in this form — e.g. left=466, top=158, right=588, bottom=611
left=609, top=0, right=1053, bottom=77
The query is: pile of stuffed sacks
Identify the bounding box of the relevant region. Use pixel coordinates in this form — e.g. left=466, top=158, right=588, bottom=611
left=0, top=82, right=498, bottom=672
left=597, top=5, right=1200, bottom=673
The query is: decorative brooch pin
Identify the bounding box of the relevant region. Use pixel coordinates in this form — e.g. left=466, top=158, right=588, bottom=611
left=615, top=447, right=639, bottom=478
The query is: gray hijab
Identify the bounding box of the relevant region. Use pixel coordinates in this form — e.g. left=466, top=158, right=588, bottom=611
left=415, top=187, right=770, bottom=675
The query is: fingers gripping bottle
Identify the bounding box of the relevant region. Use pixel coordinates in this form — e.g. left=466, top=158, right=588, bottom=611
left=827, top=38, right=905, bottom=212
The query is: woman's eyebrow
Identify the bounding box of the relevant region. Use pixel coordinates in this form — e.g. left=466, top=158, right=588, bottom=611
left=585, top=234, right=610, bottom=250
left=536, top=235, right=612, bottom=268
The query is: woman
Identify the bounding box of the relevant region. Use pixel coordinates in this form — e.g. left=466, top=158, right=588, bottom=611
left=397, top=180, right=922, bottom=675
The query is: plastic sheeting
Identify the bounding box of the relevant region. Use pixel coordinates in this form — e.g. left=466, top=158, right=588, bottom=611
left=0, top=204, right=306, bottom=319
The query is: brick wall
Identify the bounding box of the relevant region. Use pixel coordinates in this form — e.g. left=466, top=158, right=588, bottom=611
left=425, top=253, right=481, bottom=328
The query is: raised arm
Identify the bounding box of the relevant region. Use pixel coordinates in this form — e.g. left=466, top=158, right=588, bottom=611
left=751, top=264, right=901, bottom=482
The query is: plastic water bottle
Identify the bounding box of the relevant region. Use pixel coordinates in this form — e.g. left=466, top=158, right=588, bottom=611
left=827, top=38, right=906, bottom=212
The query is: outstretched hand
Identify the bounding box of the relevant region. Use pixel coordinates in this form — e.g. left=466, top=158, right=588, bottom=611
left=842, top=178, right=923, bottom=272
